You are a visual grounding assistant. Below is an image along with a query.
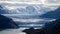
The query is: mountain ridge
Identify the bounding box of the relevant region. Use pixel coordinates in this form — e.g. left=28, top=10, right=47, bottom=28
left=40, top=7, right=60, bottom=19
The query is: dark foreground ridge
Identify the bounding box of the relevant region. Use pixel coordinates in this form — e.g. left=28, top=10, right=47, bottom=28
left=23, top=27, right=46, bottom=34
left=0, top=14, right=19, bottom=31
left=23, top=19, right=60, bottom=34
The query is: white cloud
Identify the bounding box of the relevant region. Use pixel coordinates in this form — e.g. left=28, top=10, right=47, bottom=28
left=0, top=0, right=39, bottom=2
left=0, top=0, right=60, bottom=5
left=7, top=18, right=56, bottom=22
left=0, top=0, right=60, bottom=15
left=46, top=0, right=60, bottom=3
left=0, top=0, right=60, bottom=7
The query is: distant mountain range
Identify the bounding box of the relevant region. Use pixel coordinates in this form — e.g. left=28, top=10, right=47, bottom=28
left=40, top=7, right=60, bottom=19
left=0, top=5, right=53, bottom=15
left=0, top=5, right=60, bottom=19
left=0, top=5, right=7, bottom=14
left=0, top=5, right=37, bottom=14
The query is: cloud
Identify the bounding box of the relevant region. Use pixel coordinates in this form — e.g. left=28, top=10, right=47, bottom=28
left=0, top=0, right=60, bottom=6
left=46, top=0, right=60, bottom=4
left=0, top=0, right=60, bottom=15
left=0, top=0, right=60, bottom=5
left=0, top=0, right=39, bottom=2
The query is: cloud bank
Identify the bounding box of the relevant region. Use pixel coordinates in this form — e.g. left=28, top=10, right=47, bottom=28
left=0, top=0, right=60, bottom=15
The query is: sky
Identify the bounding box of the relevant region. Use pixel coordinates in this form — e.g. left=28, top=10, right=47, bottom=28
left=0, top=0, right=60, bottom=8
left=0, top=0, right=60, bottom=9
left=0, top=0, right=60, bottom=4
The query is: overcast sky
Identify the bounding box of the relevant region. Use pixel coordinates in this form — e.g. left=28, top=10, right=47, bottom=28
left=0, top=0, right=60, bottom=4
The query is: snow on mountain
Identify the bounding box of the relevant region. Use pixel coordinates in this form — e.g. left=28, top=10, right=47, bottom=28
left=0, top=2, right=59, bottom=15
left=1, top=5, right=58, bottom=15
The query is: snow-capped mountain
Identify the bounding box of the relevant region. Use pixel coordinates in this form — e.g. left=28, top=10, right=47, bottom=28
left=0, top=4, right=58, bottom=15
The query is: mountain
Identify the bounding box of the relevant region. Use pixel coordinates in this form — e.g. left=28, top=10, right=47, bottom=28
left=44, top=19, right=60, bottom=34
left=0, top=14, right=19, bottom=30
left=22, top=19, right=60, bottom=34
left=0, top=4, right=57, bottom=15
left=0, top=4, right=52, bottom=14
left=5, top=6, right=37, bottom=14
left=0, top=5, right=7, bottom=14
left=0, top=4, right=55, bottom=14
left=26, top=6, right=37, bottom=14
left=0, top=5, right=36, bottom=14
left=40, top=7, right=60, bottom=19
